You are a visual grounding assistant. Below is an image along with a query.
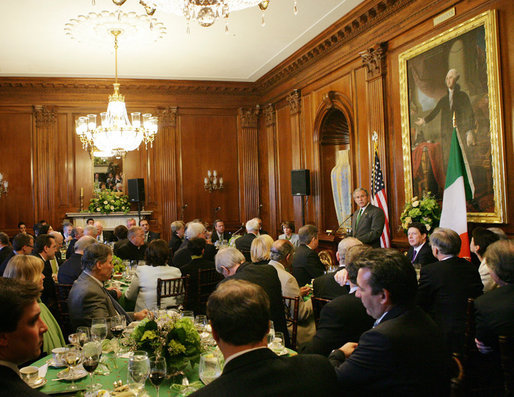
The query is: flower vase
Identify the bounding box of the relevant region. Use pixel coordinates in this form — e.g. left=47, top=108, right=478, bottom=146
left=330, top=150, right=352, bottom=231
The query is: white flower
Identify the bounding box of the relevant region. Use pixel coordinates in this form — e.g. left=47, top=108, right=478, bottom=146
left=425, top=224, right=431, bottom=231
left=111, top=206, right=114, bottom=210
left=104, top=201, right=108, bottom=204
left=412, top=201, right=419, bottom=207
left=412, top=196, right=418, bottom=202
left=405, top=217, right=412, bottom=224
left=96, top=208, right=101, bottom=212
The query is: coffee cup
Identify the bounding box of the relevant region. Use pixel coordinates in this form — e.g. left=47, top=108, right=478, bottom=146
left=52, top=347, right=68, bottom=366
left=20, top=366, right=39, bottom=385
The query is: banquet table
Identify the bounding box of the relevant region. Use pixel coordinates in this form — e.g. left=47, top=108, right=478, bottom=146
left=33, top=352, right=202, bottom=396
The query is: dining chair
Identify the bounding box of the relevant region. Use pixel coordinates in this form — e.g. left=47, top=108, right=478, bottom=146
left=197, top=267, right=223, bottom=313
left=54, top=283, right=73, bottom=338
left=282, top=295, right=300, bottom=351
left=311, top=296, right=331, bottom=328
left=157, top=275, right=190, bottom=310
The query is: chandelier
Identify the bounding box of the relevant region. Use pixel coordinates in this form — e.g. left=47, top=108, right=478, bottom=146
left=75, top=29, right=158, bottom=158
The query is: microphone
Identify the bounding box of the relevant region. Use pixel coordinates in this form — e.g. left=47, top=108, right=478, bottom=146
left=181, top=204, right=188, bottom=210
left=233, top=223, right=245, bottom=236
left=328, top=213, right=353, bottom=236
left=215, top=206, right=221, bottom=212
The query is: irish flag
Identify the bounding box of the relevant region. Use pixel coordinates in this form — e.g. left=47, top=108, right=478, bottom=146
left=439, top=127, right=475, bottom=259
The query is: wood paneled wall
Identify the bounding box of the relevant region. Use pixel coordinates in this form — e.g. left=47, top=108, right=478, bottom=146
left=0, top=0, right=512, bottom=244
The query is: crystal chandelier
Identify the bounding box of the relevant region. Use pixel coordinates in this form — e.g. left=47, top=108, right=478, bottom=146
left=75, top=29, right=158, bottom=158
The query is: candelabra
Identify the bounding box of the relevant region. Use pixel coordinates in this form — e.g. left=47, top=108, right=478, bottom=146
left=0, top=173, right=8, bottom=198
left=204, top=170, right=223, bottom=193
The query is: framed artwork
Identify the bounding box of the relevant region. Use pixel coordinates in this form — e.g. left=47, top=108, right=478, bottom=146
left=399, top=10, right=506, bottom=223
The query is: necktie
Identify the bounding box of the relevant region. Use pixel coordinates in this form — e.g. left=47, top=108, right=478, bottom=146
left=412, top=249, right=418, bottom=263
left=356, top=209, right=363, bottom=227
left=103, top=287, right=132, bottom=323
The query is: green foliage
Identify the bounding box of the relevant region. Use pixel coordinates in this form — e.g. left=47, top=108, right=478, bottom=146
left=400, top=191, right=441, bottom=234
left=112, top=255, right=125, bottom=274
left=87, top=189, right=130, bottom=214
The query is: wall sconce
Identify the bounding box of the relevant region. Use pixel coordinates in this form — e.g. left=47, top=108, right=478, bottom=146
left=0, top=173, right=8, bottom=198
left=204, top=170, right=223, bottom=193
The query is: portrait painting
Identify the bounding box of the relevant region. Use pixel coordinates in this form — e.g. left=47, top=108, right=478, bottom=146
left=399, top=10, right=506, bottom=223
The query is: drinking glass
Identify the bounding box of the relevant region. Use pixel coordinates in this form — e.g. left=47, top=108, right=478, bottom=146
left=149, top=356, right=167, bottom=397
left=181, top=310, right=195, bottom=324
left=194, top=315, right=208, bottom=332
left=83, top=341, right=102, bottom=392
left=128, top=351, right=150, bottom=396
left=267, top=320, right=275, bottom=345
left=110, top=314, right=126, bottom=338
left=198, top=352, right=222, bottom=385
left=64, top=344, right=83, bottom=390
left=91, top=318, right=108, bottom=342
left=269, top=332, right=285, bottom=355
left=77, top=327, right=90, bottom=347
left=68, top=333, right=80, bottom=347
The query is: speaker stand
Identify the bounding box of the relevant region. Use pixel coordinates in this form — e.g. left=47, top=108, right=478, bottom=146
left=137, top=201, right=142, bottom=223
left=301, top=196, right=305, bottom=226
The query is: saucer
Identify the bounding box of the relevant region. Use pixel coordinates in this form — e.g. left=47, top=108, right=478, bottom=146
left=30, top=377, right=47, bottom=389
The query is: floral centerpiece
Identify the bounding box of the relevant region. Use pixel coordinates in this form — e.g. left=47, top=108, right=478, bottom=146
left=112, top=255, right=125, bottom=274
left=126, top=313, right=203, bottom=371
left=87, top=189, right=130, bottom=214
left=400, top=191, right=441, bottom=234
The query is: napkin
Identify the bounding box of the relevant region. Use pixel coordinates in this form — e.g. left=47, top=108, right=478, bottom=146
left=38, top=363, right=48, bottom=378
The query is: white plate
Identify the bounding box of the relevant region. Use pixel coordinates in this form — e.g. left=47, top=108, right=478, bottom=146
left=57, top=365, right=88, bottom=381
left=30, top=377, right=47, bottom=389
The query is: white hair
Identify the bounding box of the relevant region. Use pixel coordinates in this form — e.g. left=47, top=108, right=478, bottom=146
left=185, top=222, right=206, bottom=240
left=215, top=247, right=245, bottom=274
left=246, top=218, right=260, bottom=233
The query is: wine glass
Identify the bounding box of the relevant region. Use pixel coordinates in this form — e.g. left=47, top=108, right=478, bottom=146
left=128, top=351, right=150, bottom=396
left=181, top=310, right=195, bottom=324
left=83, top=341, right=102, bottom=392
left=110, top=314, right=126, bottom=338
left=91, top=318, right=108, bottom=342
left=267, top=320, right=275, bottom=345
left=149, top=356, right=167, bottom=397
left=198, top=352, right=222, bottom=385
left=77, top=327, right=90, bottom=347
left=64, top=344, right=83, bottom=391
left=194, top=315, right=208, bottom=332
left=68, top=333, right=80, bottom=347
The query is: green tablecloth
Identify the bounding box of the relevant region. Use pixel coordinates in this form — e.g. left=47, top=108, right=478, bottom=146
left=33, top=352, right=201, bottom=396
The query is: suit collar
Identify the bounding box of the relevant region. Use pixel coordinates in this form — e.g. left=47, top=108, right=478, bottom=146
left=222, top=348, right=277, bottom=375
left=379, top=304, right=412, bottom=324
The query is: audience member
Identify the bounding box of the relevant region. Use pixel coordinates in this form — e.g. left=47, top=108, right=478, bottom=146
left=313, top=237, right=362, bottom=299
left=48, top=231, right=64, bottom=274
left=33, top=222, right=50, bottom=237
left=301, top=245, right=374, bottom=356
left=0, top=232, right=11, bottom=265
left=62, top=222, right=73, bottom=245
left=278, top=221, right=300, bottom=247
left=140, top=219, right=160, bottom=243
left=125, top=239, right=181, bottom=311
left=211, top=219, right=231, bottom=247
left=57, top=236, right=96, bottom=284
left=350, top=187, right=385, bottom=248
left=169, top=220, right=185, bottom=258
left=86, top=218, right=94, bottom=226
left=417, top=227, right=483, bottom=354
left=18, top=221, right=28, bottom=235
left=235, top=218, right=260, bottom=262
left=68, top=243, right=148, bottom=328
left=0, top=278, right=48, bottom=396
left=215, top=247, right=290, bottom=347
left=0, top=233, right=33, bottom=275
left=190, top=279, right=338, bottom=397
left=4, top=255, right=65, bottom=356
left=292, top=225, right=325, bottom=287
left=329, top=248, right=449, bottom=395
left=126, top=218, right=137, bottom=229
left=65, top=226, right=84, bottom=259
left=406, top=222, right=436, bottom=266
left=33, top=234, right=58, bottom=318
left=115, top=226, right=147, bottom=261
left=268, top=239, right=315, bottom=347
left=83, top=225, right=97, bottom=238
left=113, top=224, right=128, bottom=252
left=173, top=222, right=215, bottom=268
left=471, top=227, right=500, bottom=293
left=251, top=234, right=274, bottom=265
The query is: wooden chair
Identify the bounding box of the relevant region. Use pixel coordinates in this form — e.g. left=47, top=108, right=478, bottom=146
left=54, top=283, right=73, bottom=337
left=311, top=296, right=331, bottom=328
left=282, top=295, right=300, bottom=351
left=450, top=353, right=464, bottom=397
left=499, top=335, right=514, bottom=396
left=197, top=268, right=223, bottom=313
left=157, top=275, right=189, bottom=310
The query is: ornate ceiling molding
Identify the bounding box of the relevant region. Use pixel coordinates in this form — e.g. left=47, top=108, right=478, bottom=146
left=33, top=105, right=56, bottom=128
left=239, top=106, right=260, bottom=129
left=360, top=43, right=387, bottom=79
left=263, top=103, right=275, bottom=127
left=287, top=89, right=301, bottom=115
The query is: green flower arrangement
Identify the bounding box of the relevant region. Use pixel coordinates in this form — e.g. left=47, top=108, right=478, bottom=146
left=87, top=189, right=130, bottom=214
left=127, top=313, right=203, bottom=371
left=400, top=191, right=441, bottom=234
left=112, top=255, right=125, bottom=274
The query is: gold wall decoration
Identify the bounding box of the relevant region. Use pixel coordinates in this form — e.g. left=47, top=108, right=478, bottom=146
left=399, top=10, right=506, bottom=223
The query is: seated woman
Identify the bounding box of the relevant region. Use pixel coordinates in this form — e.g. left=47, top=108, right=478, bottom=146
left=278, top=221, right=300, bottom=247
left=251, top=234, right=274, bottom=265
left=4, top=255, right=66, bottom=356
left=125, top=239, right=182, bottom=311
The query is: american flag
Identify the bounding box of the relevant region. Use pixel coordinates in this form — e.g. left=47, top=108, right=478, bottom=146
left=370, top=147, right=390, bottom=248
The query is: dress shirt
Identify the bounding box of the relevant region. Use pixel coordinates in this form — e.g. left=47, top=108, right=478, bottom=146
left=411, top=242, right=426, bottom=262
left=373, top=310, right=389, bottom=328
left=224, top=346, right=268, bottom=366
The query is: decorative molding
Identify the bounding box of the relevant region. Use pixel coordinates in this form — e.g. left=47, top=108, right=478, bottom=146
left=263, top=103, right=275, bottom=127
left=360, top=43, right=387, bottom=79
left=239, top=106, right=260, bottom=129
left=157, top=106, right=178, bottom=128
left=322, top=91, right=337, bottom=109
left=287, top=89, right=301, bottom=115
left=33, top=105, right=56, bottom=128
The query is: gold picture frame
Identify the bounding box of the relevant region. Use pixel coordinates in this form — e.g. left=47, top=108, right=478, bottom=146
left=399, top=10, right=505, bottom=223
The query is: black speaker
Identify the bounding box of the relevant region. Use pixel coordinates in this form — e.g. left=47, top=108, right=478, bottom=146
left=291, top=169, right=310, bottom=196
left=128, top=178, right=145, bottom=202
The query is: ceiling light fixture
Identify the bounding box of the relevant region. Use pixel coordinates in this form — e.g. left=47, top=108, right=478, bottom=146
left=75, top=29, right=158, bottom=158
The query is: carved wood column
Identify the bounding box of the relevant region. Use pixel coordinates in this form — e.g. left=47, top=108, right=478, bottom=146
left=156, top=106, right=178, bottom=240
left=360, top=43, right=388, bottom=178
left=264, top=103, right=278, bottom=235
left=238, top=106, right=260, bottom=222
left=33, top=105, right=57, bottom=224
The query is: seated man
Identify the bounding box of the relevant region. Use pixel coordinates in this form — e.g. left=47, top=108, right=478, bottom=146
left=68, top=243, right=148, bottom=328
left=65, top=226, right=84, bottom=259
left=57, top=236, right=96, bottom=284
left=173, top=222, right=215, bottom=268
left=0, top=233, right=33, bottom=276
left=292, top=224, right=325, bottom=287
left=406, top=222, right=436, bottom=267
left=168, top=220, right=185, bottom=259
left=115, top=226, right=147, bottom=261
left=301, top=245, right=374, bottom=356
left=329, top=248, right=449, bottom=396
left=234, top=218, right=260, bottom=262
left=190, top=279, right=338, bottom=397
left=210, top=219, right=231, bottom=247
left=0, top=278, right=48, bottom=396
left=140, top=219, right=160, bottom=243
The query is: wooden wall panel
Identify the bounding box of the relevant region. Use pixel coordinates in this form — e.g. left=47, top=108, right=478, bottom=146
left=275, top=105, right=294, bottom=229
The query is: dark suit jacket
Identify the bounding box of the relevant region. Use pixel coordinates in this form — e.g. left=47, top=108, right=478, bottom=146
left=475, top=284, right=514, bottom=349
left=313, top=267, right=349, bottom=299
left=65, top=238, right=77, bottom=259
left=113, top=238, right=128, bottom=255
left=0, top=365, right=48, bottom=396
left=115, top=241, right=147, bottom=261
left=407, top=242, right=436, bottom=267
left=173, top=243, right=216, bottom=268
left=417, top=256, right=483, bottom=353
left=33, top=254, right=58, bottom=319
left=301, top=292, right=374, bottom=356
left=292, top=244, right=325, bottom=287
left=226, top=263, right=290, bottom=347
left=234, top=232, right=257, bottom=262
left=0, top=245, right=12, bottom=266
left=145, top=231, right=160, bottom=243
left=351, top=204, right=385, bottom=248
left=190, top=348, right=338, bottom=397
left=0, top=250, right=15, bottom=276
left=57, top=252, right=83, bottom=284
left=180, top=257, right=217, bottom=313
left=211, top=231, right=232, bottom=245
left=168, top=233, right=183, bottom=258
left=330, top=305, right=449, bottom=396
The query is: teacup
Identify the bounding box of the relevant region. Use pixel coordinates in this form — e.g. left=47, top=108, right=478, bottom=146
left=20, top=366, right=39, bottom=385
left=52, top=347, right=68, bottom=366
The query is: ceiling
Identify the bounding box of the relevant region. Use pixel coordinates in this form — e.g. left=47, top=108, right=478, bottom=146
left=0, top=0, right=364, bottom=82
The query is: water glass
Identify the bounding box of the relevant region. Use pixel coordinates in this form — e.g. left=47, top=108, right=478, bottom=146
left=91, top=318, right=108, bottom=342
left=64, top=344, right=83, bottom=390
left=128, top=351, right=150, bottom=395
left=198, top=352, right=222, bottom=385
left=194, top=315, right=208, bottom=332
left=149, top=356, right=167, bottom=397
left=83, top=341, right=102, bottom=392
left=267, top=320, right=275, bottom=344
left=181, top=310, right=195, bottom=324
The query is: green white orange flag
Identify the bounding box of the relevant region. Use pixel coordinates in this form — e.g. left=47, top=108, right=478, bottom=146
left=439, top=127, right=475, bottom=259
